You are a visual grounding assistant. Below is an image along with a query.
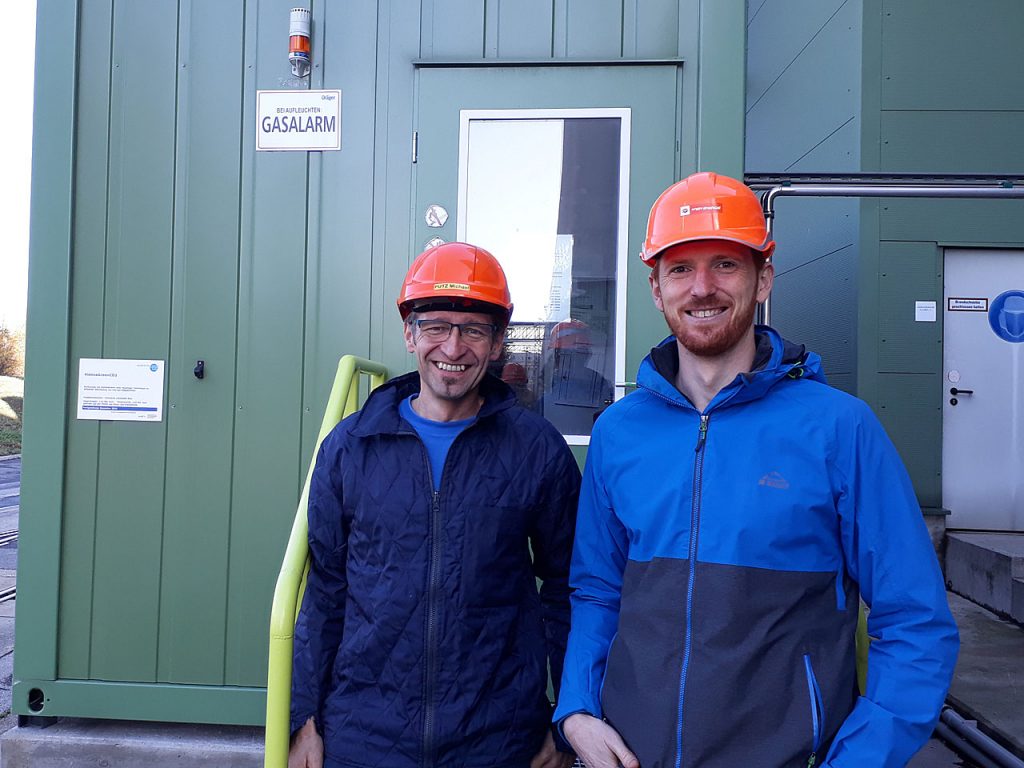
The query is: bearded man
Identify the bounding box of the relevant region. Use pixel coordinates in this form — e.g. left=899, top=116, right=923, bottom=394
left=553, top=173, right=959, bottom=768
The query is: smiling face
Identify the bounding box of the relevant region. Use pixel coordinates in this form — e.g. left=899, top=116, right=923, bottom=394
left=404, top=309, right=504, bottom=420
left=649, top=240, right=773, bottom=358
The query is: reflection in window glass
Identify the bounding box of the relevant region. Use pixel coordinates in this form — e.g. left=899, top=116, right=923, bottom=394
left=462, top=117, right=623, bottom=437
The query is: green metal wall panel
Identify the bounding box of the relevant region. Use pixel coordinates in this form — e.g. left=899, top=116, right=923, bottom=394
left=299, top=1, right=380, bottom=487
left=368, top=1, right=420, bottom=375
left=745, top=1, right=861, bottom=394
left=492, top=0, right=554, bottom=58
left=13, top=678, right=265, bottom=726
left=696, top=0, right=747, bottom=177
left=628, top=0, right=681, bottom=58
left=876, top=242, right=941, bottom=373
left=746, top=0, right=849, bottom=108
left=157, top=0, right=245, bottom=686
left=55, top=0, right=111, bottom=680
left=421, top=0, right=486, bottom=58
left=15, top=0, right=79, bottom=687
left=745, top=0, right=860, bottom=172
left=225, top=0, right=311, bottom=688
left=874, top=374, right=942, bottom=508
left=880, top=111, right=1024, bottom=174
left=769, top=197, right=857, bottom=391
left=562, top=0, right=623, bottom=57
left=880, top=0, right=1024, bottom=111
left=879, top=199, right=1024, bottom=244
left=89, top=0, right=178, bottom=683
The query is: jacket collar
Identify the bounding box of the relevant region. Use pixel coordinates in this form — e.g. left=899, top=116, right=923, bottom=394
left=349, top=371, right=517, bottom=437
left=639, top=325, right=825, bottom=412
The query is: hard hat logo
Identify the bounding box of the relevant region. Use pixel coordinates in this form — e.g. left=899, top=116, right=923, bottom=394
left=397, top=242, right=513, bottom=323
left=680, top=204, right=722, bottom=217
left=641, top=172, right=775, bottom=266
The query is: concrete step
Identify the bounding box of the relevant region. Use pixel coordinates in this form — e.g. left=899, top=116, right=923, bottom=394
left=1014, top=577, right=1024, bottom=624
left=946, top=532, right=1024, bottom=621
left=0, top=719, right=263, bottom=768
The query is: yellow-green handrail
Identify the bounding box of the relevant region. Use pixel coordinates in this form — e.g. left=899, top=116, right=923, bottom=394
left=265, top=356, right=388, bottom=768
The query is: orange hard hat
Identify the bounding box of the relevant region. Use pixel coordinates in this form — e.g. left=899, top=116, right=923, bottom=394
left=501, top=362, right=528, bottom=385
left=639, top=172, right=775, bottom=266
left=397, top=242, right=513, bottom=322
left=550, top=319, right=592, bottom=350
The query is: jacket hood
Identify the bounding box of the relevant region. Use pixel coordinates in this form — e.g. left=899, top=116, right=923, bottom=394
left=638, top=325, right=826, bottom=411
left=348, top=370, right=517, bottom=437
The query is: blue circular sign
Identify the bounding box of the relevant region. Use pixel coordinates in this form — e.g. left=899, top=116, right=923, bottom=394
left=150, top=363, right=159, bottom=372
left=988, top=290, right=1024, bottom=343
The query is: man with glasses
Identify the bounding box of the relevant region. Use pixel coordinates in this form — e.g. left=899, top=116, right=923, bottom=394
left=289, top=242, right=580, bottom=768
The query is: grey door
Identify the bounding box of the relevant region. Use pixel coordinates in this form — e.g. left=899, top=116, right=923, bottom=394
left=942, top=248, right=1024, bottom=531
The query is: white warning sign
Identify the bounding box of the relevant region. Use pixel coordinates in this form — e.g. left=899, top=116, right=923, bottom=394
left=256, top=90, right=342, bottom=151
left=947, top=298, right=988, bottom=312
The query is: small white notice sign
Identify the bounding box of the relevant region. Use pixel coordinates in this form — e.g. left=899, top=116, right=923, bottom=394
left=915, top=301, right=937, bottom=322
left=256, top=90, right=342, bottom=151
left=948, top=298, right=988, bottom=312
left=77, top=359, right=165, bottom=422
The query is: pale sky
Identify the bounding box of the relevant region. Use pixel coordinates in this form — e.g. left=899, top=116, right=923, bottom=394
left=0, top=0, right=36, bottom=330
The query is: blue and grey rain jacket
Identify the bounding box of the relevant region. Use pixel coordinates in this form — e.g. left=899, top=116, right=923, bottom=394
left=554, top=327, right=959, bottom=768
left=292, top=372, right=580, bottom=768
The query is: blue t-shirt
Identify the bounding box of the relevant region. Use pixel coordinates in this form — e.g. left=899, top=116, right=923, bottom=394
left=400, top=395, right=476, bottom=491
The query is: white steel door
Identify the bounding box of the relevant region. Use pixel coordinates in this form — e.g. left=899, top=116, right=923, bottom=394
left=942, top=248, right=1024, bottom=530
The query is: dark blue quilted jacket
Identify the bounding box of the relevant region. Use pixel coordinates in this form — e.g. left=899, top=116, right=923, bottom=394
left=291, top=372, right=580, bottom=768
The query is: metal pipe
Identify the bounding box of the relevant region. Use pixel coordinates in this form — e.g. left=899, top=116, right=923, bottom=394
left=752, top=180, right=1024, bottom=325
left=934, top=721, right=1003, bottom=768
left=939, top=707, right=1024, bottom=768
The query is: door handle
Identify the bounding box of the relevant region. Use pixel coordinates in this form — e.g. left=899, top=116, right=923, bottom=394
left=949, top=387, right=973, bottom=396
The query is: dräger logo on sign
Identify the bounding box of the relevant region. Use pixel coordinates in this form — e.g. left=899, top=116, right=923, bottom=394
left=680, top=204, right=723, bottom=216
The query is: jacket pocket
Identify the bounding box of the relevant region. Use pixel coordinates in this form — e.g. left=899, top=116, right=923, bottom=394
left=803, top=654, right=826, bottom=767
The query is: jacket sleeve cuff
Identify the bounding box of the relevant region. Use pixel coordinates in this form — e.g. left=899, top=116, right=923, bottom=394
left=550, top=720, right=574, bottom=754
left=289, top=714, right=318, bottom=742
left=552, top=709, right=592, bottom=753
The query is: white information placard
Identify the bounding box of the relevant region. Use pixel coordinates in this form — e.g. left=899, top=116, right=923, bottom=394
left=915, top=300, right=937, bottom=322
left=77, top=359, right=165, bottom=422
left=256, top=90, right=342, bottom=151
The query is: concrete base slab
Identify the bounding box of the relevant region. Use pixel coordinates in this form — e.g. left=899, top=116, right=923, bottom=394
left=946, top=531, right=1024, bottom=619
left=1014, top=578, right=1024, bottom=622
left=0, top=719, right=264, bottom=768
left=947, top=591, right=1024, bottom=758
left=923, top=514, right=948, bottom=570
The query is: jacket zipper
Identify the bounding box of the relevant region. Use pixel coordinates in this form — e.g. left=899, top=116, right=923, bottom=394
left=415, top=424, right=474, bottom=768
left=421, top=487, right=442, bottom=768
left=803, top=654, right=826, bottom=767
left=674, top=413, right=710, bottom=768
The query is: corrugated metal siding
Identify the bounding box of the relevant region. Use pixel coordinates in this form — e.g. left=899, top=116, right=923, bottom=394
left=420, top=0, right=688, bottom=60
left=745, top=0, right=862, bottom=394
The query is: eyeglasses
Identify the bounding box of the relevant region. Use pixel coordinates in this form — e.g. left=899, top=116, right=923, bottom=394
left=412, top=319, right=499, bottom=342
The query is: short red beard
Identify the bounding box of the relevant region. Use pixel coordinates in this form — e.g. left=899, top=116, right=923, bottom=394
left=666, top=298, right=758, bottom=357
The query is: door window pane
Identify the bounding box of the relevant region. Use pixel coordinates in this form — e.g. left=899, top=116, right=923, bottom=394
left=459, top=113, right=627, bottom=440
